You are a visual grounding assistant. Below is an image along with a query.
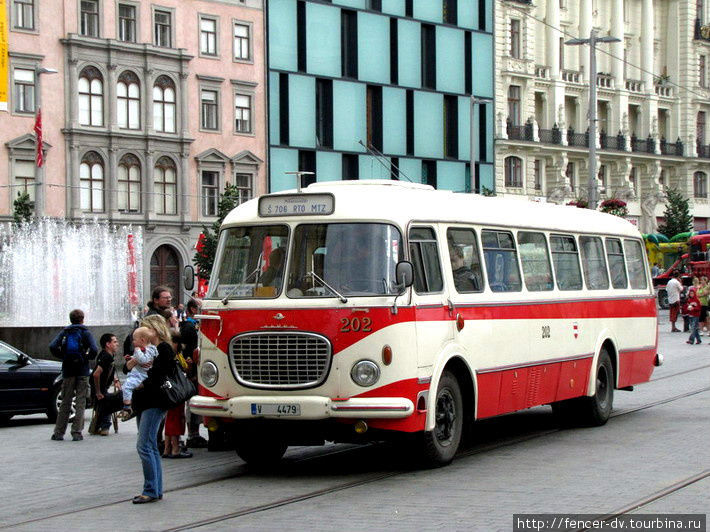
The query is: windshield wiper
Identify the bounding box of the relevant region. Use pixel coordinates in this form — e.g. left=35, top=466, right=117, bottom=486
left=307, top=270, right=348, bottom=303
left=221, top=264, right=262, bottom=305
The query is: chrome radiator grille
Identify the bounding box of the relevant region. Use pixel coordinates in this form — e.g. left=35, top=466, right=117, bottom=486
left=228, top=332, right=331, bottom=389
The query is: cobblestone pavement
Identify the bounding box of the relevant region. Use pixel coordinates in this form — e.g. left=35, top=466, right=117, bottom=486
left=1, top=310, right=708, bottom=531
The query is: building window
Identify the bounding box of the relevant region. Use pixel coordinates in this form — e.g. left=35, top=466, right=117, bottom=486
left=201, top=89, right=219, bottom=130
left=443, top=0, right=457, bottom=24
left=13, top=160, right=35, bottom=201
left=200, top=17, right=218, bottom=56
left=154, top=9, right=172, bottom=47
left=405, top=0, right=413, bottom=17
left=699, top=111, right=707, bottom=145
left=279, top=73, right=289, bottom=145
left=233, top=22, right=250, bottom=61
left=154, top=157, right=177, bottom=215
left=505, top=156, right=523, bottom=188
left=299, top=150, right=317, bottom=185
left=701, top=56, right=707, bottom=88
left=390, top=18, right=398, bottom=84
left=559, top=37, right=565, bottom=70
left=316, top=78, right=333, bottom=148
left=366, top=85, right=383, bottom=152
left=422, top=160, right=437, bottom=188
left=80, top=151, right=104, bottom=213
left=80, top=0, right=99, bottom=37
left=343, top=154, right=358, bottom=180
left=341, top=10, right=358, bottom=78
left=695, top=172, right=708, bottom=198
left=118, top=4, right=136, bottom=42
left=13, top=68, right=35, bottom=113
left=153, top=76, right=176, bottom=133
left=117, top=154, right=141, bottom=213
left=202, top=171, right=219, bottom=216
left=659, top=169, right=666, bottom=187
left=566, top=162, right=575, bottom=193
left=510, top=19, right=521, bottom=59
left=234, top=93, right=252, bottom=133
left=629, top=167, right=637, bottom=194
left=234, top=173, right=253, bottom=204
left=421, top=24, right=436, bottom=90
left=297, top=2, right=306, bottom=72
left=443, top=95, right=458, bottom=159
left=699, top=0, right=705, bottom=23
left=598, top=164, right=607, bottom=192
left=78, top=67, right=103, bottom=127
left=534, top=159, right=542, bottom=191
left=507, top=85, right=521, bottom=126
left=117, top=71, right=140, bottom=129
left=368, top=0, right=382, bottom=11
left=406, top=89, right=414, bottom=156
left=13, top=0, right=35, bottom=30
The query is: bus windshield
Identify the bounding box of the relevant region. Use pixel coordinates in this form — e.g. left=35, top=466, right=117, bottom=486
left=286, top=223, right=403, bottom=298
left=207, top=225, right=289, bottom=300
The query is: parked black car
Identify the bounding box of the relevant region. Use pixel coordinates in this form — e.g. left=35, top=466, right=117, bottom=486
left=0, top=340, right=80, bottom=423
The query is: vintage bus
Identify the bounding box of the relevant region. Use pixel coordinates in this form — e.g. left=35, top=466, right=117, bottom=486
left=189, top=180, right=660, bottom=467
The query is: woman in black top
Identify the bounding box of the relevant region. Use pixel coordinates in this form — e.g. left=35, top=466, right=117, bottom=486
left=130, top=315, right=178, bottom=504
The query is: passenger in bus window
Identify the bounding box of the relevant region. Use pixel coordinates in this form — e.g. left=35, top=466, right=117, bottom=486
left=449, top=246, right=480, bottom=292
left=489, top=253, right=506, bottom=292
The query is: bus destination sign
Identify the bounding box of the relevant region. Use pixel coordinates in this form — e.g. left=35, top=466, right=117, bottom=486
left=258, top=193, right=335, bottom=217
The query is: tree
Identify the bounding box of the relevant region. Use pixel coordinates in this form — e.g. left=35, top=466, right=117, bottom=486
left=658, top=187, right=693, bottom=238
left=193, top=184, right=241, bottom=282
left=13, top=192, right=33, bottom=224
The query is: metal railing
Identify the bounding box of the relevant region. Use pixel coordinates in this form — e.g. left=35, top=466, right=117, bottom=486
left=660, top=137, right=684, bottom=156
left=562, top=69, right=581, bottom=83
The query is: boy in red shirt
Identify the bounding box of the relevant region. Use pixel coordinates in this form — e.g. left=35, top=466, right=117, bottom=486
left=686, top=287, right=702, bottom=345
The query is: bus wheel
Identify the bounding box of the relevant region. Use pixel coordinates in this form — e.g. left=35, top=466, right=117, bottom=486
left=416, top=371, right=463, bottom=467
left=236, top=436, right=287, bottom=469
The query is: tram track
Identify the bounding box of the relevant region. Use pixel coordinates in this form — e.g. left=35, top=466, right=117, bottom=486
left=4, top=380, right=709, bottom=531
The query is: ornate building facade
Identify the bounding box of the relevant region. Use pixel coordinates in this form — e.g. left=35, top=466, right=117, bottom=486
left=495, top=0, right=710, bottom=233
left=2, top=0, right=266, bottom=302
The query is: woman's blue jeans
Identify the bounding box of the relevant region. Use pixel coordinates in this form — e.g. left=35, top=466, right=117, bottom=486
left=136, top=407, right=166, bottom=498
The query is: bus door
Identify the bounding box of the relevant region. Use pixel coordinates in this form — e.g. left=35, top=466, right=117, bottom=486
left=408, top=225, right=454, bottom=370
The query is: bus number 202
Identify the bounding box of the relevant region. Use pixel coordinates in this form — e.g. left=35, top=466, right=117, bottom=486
left=340, top=317, right=372, bottom=333
left=541, top=325, right=551, bottom=338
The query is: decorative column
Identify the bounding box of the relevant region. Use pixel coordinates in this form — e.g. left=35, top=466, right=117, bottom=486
left=611, top=0, right=625, bottom=84
left=546, top=1, right=566, bottom=132
left=107, top=63, right=118, bottom=132
left=107, top=147, right=118, bottom=219
left=145, top=150, right=155, bottom=224
left=144, top=68, right=154, bottom=134
left=67, top=57, right=79, bottom=129
left=180, top=148, right=190, bottom=228
left=641, top=0, right=658, bottom=138
left=579, top=0, right=593, bottom=81
left=179, top=72, right=190, bottom=138
left=69, top=143, right=81, bottom=218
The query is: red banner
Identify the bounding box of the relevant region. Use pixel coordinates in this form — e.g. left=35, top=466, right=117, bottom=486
left=33, top=108, right=43, bottom=168
left=127, top=234, right=139, bottom=306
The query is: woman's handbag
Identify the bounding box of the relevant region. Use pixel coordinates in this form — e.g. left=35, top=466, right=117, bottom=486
left=157, top=368, right=197, bottom=409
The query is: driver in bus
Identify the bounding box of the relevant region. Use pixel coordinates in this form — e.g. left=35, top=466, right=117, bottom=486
left=261, top=247, right=285, bottom=289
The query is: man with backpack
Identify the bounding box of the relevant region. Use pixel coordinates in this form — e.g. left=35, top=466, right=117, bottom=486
left=49, top=309, right=99, bottom=441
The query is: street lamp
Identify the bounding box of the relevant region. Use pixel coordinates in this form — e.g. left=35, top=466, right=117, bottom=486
left=565, top=30, right=620, bottom=209
left=470, top=97, right=491, bottom=194
left=34, top=65, right=58, bottom=217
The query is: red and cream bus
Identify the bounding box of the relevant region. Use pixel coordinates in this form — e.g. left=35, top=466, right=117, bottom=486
left=189, top=180, right=660, bottom=467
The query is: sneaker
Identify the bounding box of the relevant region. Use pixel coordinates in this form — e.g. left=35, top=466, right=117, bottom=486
left=72, top=433, right=83, bottom=441
left=50, top=434, right=63, bottom=441
left=186, top=436, right=208, bottom=448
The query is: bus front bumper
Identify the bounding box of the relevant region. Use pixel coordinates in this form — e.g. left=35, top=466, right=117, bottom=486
left=189, top=395, right=414, bottom=420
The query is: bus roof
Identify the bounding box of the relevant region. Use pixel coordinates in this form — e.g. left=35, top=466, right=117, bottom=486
left=223, top=180, right=642, bottom=238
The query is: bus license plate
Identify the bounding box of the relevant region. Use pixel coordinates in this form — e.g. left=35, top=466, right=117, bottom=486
left=250, top=403, right=301, bottom=416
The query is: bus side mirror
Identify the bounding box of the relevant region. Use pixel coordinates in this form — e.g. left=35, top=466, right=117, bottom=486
left=396, top=261, right=414, bottom=288
left=184, top=265, right=196, bottom=292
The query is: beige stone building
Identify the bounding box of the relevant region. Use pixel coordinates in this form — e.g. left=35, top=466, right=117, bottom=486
left=495, top=0, right=710, bottom=233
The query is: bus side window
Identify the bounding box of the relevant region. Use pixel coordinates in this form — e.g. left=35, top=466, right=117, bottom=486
left=446, top=228, right=483, bottom=293
left=409, top=227, right=443, bottom=293
left=481, top=230, right=522, bottom=292
left=605, top=238, right=628, bottom=289
left=580, top=236, right=610, bottom=290
left=550, top=235, right=583, bottom=290
left=624, top=239, right=649, bottom=289
left=517, top=231, right=554, bottom=291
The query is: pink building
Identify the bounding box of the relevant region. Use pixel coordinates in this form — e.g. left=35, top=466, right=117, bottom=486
left=1, top=0, right=266, bottom=302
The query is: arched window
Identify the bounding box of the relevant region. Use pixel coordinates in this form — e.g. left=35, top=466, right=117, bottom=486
left=629, top=167, right=637, bottom=194
left=154, top=156, right=177, bottom=215
left=505, top=156, right=523, bottom=187
left=153, top=76, right=176, bottom=133
left=694, top=171, right=707, bottom=198
left=80, top=151, right=104, bottom=213
left=78, top=66, right=103, bottom=126
left=117, top=71, right=140, bottom=129
left=118, top=154, right=141, bottom=213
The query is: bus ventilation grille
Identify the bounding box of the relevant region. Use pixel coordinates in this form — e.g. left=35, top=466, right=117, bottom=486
left=228, top=332, right=332, bottom=389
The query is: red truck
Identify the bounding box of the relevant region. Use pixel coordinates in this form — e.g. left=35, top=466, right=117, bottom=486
left=654, top=234, right=710, bottom=308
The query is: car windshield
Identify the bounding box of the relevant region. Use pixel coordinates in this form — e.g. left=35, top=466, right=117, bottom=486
left=286, top=223, right=403, bottom=298
left=207, top=225, right=289, bottom=300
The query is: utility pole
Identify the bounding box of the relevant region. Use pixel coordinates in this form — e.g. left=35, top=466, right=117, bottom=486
left=565, top=29, right=620, bottom=209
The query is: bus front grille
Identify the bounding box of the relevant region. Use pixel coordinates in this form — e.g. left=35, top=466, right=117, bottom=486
left=228, top=332, right=332, bottom=389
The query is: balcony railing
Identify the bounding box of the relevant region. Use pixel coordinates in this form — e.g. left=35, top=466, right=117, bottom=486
left=655, top=84, right=673, bottom=97
left=596, top=74, right=613, bottom=89
left=535, top=65, right=550, bottom=79
left=599, top=131, right=626, bottom=151
left=538, top=126, right=562, bottom=145
left=660, top=137, right=684, bottom=156
left=506, top=119, right=534, bottom=141
left=698, top=142, right=710, bottom=159
left=626, top=79, right=644, bottom=92
left=567, top=128, right=588, bottom=147
left=631, top=134, right=655, bottom=154
left=562, top=69, right=581, bottom=83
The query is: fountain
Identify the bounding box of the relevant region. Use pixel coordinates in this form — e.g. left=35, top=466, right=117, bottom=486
left=0, top=220, right=143, bottom=355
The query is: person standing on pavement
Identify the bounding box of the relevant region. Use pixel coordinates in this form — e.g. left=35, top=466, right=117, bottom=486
left=145, top=286, right=173, bottom=317
left=686, top=288, right=702, bottom=345
left=49, top=309, right=99, bottom=441
left=91, top=333, right=122, bottom=436
left=666, top=270, right=683, bottom=332
left=180, top=298, right=207, bottom=448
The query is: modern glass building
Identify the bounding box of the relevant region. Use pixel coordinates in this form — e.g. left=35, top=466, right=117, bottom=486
left=266, top=0, right=494, bottom=193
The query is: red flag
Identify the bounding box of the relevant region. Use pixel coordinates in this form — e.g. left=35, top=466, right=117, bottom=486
left=33, top=109, right=43, bottom=168
left=127, top=234, right=139, bottom=306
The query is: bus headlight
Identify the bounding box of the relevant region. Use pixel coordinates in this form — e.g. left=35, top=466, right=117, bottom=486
left=350, top=360, right=380, bottom=387
left=200, top=361, right=219, bottom=387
